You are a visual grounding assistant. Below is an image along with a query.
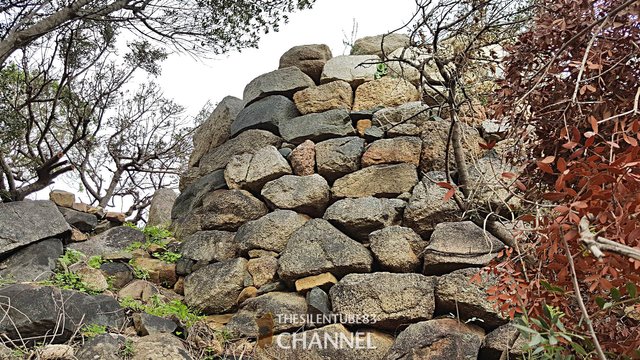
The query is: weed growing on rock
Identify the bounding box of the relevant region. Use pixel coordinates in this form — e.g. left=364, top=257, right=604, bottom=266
left=81, top=324, right=107, bottom=338
left=87, top=255, right=104, bottom=269
left=119, top=295, right=202, bottom=327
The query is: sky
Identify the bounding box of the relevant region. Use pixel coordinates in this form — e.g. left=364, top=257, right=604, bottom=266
left=156, top=0, right=418, bottom=117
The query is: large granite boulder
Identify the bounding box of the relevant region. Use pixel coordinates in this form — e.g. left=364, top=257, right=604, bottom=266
left=323, top=197, right=406, bottom=241
left=0, top=284, right=126, bottom=343
left=76, top=334, right=126, bottom=360
left=419, top=117, right=484, bottom=173
left=147, top=188, right=177, bottom=227
left=330, top=272, right=435, bottom=331
left=293, top=80, right=353, bottom=115
left=320, top=55, right=381, bottom=88
left=179, top=230, right=237, bottom=263
left=352, top=77, right=419, bottom=111
left=435, top=268, right=508, bottom=330
left=361, top=136, right=422, bottom=167
left=278, top=109, right=355, bottom=145
left=69, top=226, right=145, bottom=257
left=236, top=210, right=309, bottom=254
left=479, top=323, right=528, bottom=360
left=351, top=34, right=411, bottom=57
left=289, top=140, right=316, bottom=176
left=189, top=96, right=243, bottom=167
left=131, top=333, right=192, bottom=360
left=0, top=238, right=63, bottom=282
left=0, top=200, right=70, bottom=255
left=467, top=155, right=521, bottom=213
left=372, top=101, right=434, bottom=136
left=384, top=318, right=485, bottom=360
left=224, top=145, right=292, bottom=191
left=369, top=226, right=427, bottom=273
left=402, top=171, right=460, bottom=236
left=226, top=292, right=308, bottom=336
left=171, top=169, right=226, bottom=221
left=423, top=221, right=505, bottom=275
left=261, top=174, right=330, bottom=217
left=279, top=44, right=332, bottom=83
left=331, top=163, right=418, bottom=198
left=199, top=189, right=268, bottom=231
left=184, top=258, right=248, bottom=314
left=198, top=129, right=283, bottom=175
left=278, top=219, right=372, bottom=282
left=316, top=136, right=365, bottom=182
left=57, top=207, right=98, bottom=232
left=243, top=66, right=315, bottom=106
left=230, top=95, right=300, bottom=137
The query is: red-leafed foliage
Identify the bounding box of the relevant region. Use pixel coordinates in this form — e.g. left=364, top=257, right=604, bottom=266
left=491, top=0, right=640, bottom=356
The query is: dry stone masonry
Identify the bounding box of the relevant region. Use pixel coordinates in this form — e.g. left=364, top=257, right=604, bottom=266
left=0, top=34, right=522, bottom=359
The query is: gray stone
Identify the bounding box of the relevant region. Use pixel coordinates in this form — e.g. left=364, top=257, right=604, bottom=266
left=180, top=230, right=237, bottom=263
left=133, top=313, right=178, bottom=335
left=423, top=221, right=505, bottom=275
left=171, top=169, right=226, bottom=220
left=247, top=256, right=278, bottom=288
left=184, top=258, right=248, bottom=314
left=224, top=145, right=292, bottom=191
left=198, top=129, right=283, bottom=175
left=384, top=318, right=485, bottom=360
left=315, top=136, right=365, bottom=182
left=468, top=155, right=521, bottom=213
left=323, top=197, right=406, bottom=241
left=435, top=268, right=508, bottom=329
left=0, top=284, right=125, bottom=343
left=293, top=80, right=353, bottom=115
left=320, top=55, right=381, bottom=88
left=69, top=226, right=145, bottom=257
left=306, top=287, right=330, bottom=315
left=386, top=47, right=444, bottom=87
left=99, top=262, right=133, bottom=289
left=261, top=174, right=330, bottom=217
left=420, top=117, right=484, bottom=174
left=351, top=33, right=411, bottom=57
left=364, top=125, right=384, bottom=141
left=331, top=163, right=418, bottom=198
left=279, top=148, right=292, bottom=158
left=361, top=136, right=422, bottom=167
left=372, top=101, right=433, bottom=133
left=0, top=238, right=63, bottom=282
left=132, top=333, right=192, bottom=360
left=200, top=189, right=268, bottom=231
left=236, top=210, right=309, bottom=254
left=278, top=219, right=372, bottom=282
left=58, top=207, right=98, bottom=232
left=243, top=67, right=315, bottom=106
left=0, top=200, right=70, bottom=255
left=147, top=188, right=177, bottom=227
left=230, top=95, right=300, bottom=137
left=402, top=171, right=460, bottom=236
left=479, top=323, right=528, bottom=360
left=369, top=226, right=427, bottom=273
left=189, top=96, right=243, bottom=167
left=226, top=292, right=307, bottom=337
left=279, top=44, right=333, bottom=83
left=330, top=272, right=435, bottom=331
left=76, top=333, right=126, bottom=360
left=278, top=109, right=355, bottom=145
left=256, top=324, right=394, bottom=360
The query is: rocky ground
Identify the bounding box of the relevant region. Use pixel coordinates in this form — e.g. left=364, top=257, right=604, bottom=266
left=0, top=34, right=526, bottom=359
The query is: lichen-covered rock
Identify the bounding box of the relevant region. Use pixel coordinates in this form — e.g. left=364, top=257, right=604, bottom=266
left=278, top=109, right=355, bottom=145
left=320, top=55, right=380, bottom=88
left=198, top=129, right=283, bottom=175
left=0, top=238, right=63, bottom=282
left=279, top=44, right=333, bottom=83
left=226, top=292, right=307, bottom=336
left=49, top=190, right=75, bottom=208
left=76, top=334, right=126, bottom=360
left=323, top=197, right=406, bottom=241
left=386, top=47, right=444, bottom=87
left=236, top=210, right=309, bottom=254
left=171, top=169, right=226, bottom=220
left=468, top=155, right=521, bottom=213
left=0, top=200, right=70, bottom=255
left=423, top=221, right=505, bottom=275
left=479, top=323, right=528, bottom=360
left=369, top=226, right=427, bottom=273
left=316, top=136, right=365, bottom=181
left=331, top=163, right=418, bottom=198
left=184, top=258, right=248, bottom=314
left=224, top=145, right=292, bottom=191
left=384, top=318, right=485, bottom=360
left=435, top=268, right=508, bottom=329
left=230, top=95, right=300, bottom=137
left=402, top=172, right=460, bottom=236
left=200, top=189, right=268, bottom=231
left=361, top=136, right=422, bottom=167
left=180, top=230, right=237, bottom=263
left=372, top=101, right=433, bottom=135
left=131, top=333, right=192, bottom=360
left=243, top=66, right=315, bottom=106
left=189, top=96, right=242, bottom=167
left=419, top=117, right=483, bottom=173
left=70, top=226, right=145, bottom=257
left=352, top=77, right=420, bottom=111
left=351, top=33, right=410, bottom=57
left=261, top=174, right=330, bottom=217
left=58, top=207, right=98, bottom=232
left=278, top=219, right=372, bottom=282
left=247, top=256, right=278, bottom=288
left=289, top=140, right=316, bottom=176
left=293, top=80, right=353, bottom=114
left=330, top=272, right=435, bottom=330
left=133, top=313, right=178, bottom=336
left=147, top=188, right=177, bottom=227
left=132, top=257, right=178, bottom=288
left=256, top=324, right=394, bottom=360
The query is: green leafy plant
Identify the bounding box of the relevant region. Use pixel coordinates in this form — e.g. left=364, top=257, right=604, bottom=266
left=58, top=249, right=84, bottom=268
left=87, top=255, right=104, bottom=269
left=119, top=295, right=202, bottom=327
left=153, top=251, right=182, bottom=264
left=125, top=224, right=173, bottom=252
left=81, top=323, right=107, bottom=338
left=129, top=259, right=149, bottom=280
left=120, top=338, right=135, bottom=358
left=374, top=63, right=388, bottom=79
left=49, top=271, right=100, bottom=295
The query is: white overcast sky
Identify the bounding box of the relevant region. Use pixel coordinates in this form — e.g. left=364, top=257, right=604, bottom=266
left=156, top=0, right=418, bottom=117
